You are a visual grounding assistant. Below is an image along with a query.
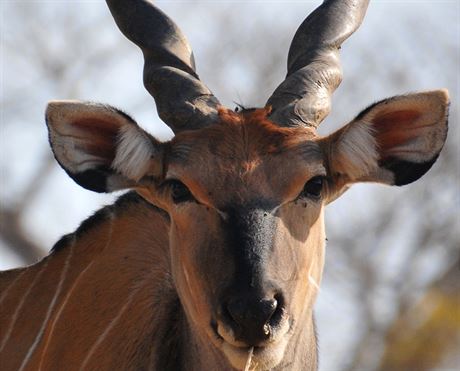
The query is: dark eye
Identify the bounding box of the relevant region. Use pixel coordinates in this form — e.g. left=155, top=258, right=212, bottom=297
left=300, top=176, right=324, bottom=199
left=169, top=180, right=194, bottom=203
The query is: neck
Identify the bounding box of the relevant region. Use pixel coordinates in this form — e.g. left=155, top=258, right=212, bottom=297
left=0, top=192, right=172, bottom=370
left=1, top=192, right=318, bottom=370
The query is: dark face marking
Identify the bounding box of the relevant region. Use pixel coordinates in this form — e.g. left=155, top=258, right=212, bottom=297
left=217, top=202, right=288, bottom=344
left=69, top=166, right=110, bottom=193
left=380, top=156, right=439, bottom=186
left=222, top=203, right=278, bottom=293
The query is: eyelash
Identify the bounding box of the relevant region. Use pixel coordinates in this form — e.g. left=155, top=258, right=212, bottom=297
left=166, top=180, right=195, bottom=204
left=165, top=176, right=325, bottom=205
left=298, top=176, right=325, bottom=200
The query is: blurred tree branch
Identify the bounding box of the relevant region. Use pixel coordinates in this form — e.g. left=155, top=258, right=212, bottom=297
left=1, top=3, right=119, bottom=264
left=378, top=258, right=460, bottom=370
left=0, top=155, right=55, bottom=263
left=0, top=209, right=44, bottom=263
left=1, top=3, right=458, bottom=371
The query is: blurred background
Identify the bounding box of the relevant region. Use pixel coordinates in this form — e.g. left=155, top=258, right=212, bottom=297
left=1, top=1, right=459, bottom=370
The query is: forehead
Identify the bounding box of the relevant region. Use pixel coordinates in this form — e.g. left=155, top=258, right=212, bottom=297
left=167, top=109, right=324, bottom=204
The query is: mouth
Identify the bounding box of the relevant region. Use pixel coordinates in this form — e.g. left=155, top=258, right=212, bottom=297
left=220, top=336, right=289, bottom=370
left=211, top=318, right=291, bottom=370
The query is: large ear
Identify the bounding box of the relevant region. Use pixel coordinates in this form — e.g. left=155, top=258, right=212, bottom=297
left=320, top=90, right=449, bottom=194
left=46, top=101, right=163, bottom=193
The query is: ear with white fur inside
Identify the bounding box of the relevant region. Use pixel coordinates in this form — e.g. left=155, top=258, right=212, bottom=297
left=46, top=100, right=163, bottom=193
left=322, top=90, right=449, bottom=188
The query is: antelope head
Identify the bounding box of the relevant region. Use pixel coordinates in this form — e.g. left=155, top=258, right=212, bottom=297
left=45, top=0, right=448, bottom=369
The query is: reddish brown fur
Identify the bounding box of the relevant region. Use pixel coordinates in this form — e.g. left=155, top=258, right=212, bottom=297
left=70, top=118, right=119, bottom=160
left=374, top=110, right=423, bottom=152
left=0, top=196, right=171, bottom=370
left=165, top=108, right=322, bottom=209
left=1, top=91, right=448, bottom=371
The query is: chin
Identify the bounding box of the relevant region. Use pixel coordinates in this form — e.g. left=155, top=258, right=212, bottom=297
left=221, top=337, right=288, bottom=370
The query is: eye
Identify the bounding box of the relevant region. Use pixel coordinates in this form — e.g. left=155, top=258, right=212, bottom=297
left=300, top=176, right=324, bottom=200
left=168, top=180, right=194, bottom=204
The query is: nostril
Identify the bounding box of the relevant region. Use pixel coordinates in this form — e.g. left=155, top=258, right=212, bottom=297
left=269, top=293, right=284, bottom=327
left=260, top=298, right=277, bottom=321
left=226, top=296, right=280, bottom=329
left=223, top=293, right=285, bottom=345
left=226, top=298, right=246, bottom=325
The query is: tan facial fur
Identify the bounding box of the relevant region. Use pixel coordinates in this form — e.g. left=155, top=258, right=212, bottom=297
left=136, top=109, right=327, bottom=369
left=31, top=90, right=447, bottom=370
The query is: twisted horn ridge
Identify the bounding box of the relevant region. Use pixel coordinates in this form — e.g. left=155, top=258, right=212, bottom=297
left=106, top=0, right=220, bottom=133
left=266, top=0, right=369, bottom=129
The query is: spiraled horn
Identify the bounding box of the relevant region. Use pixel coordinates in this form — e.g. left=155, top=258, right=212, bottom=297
left=266, top=0, right=369, bottom=129
left=106, top=0, right=221, bottom=133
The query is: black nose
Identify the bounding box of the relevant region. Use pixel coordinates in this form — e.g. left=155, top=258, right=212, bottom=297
left=225, top=294, right=282, bottom=345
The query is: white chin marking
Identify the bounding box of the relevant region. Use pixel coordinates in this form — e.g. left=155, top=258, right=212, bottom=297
left=222, top=338, right=288, bottom=370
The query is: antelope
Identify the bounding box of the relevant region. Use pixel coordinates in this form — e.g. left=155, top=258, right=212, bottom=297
left=0, top=0, right=449, bottom=370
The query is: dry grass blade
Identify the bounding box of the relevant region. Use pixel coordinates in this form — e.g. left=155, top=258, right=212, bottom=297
left=244, top=347, right=254, bottom=371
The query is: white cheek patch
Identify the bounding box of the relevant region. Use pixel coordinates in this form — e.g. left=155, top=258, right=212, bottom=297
left=334, top=121, right=378, bottom=179
left=112, top=125, right=154, bottom=181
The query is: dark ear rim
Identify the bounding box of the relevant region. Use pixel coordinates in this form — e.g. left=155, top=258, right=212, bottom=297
left=46, top=100, right=137, bottom=128
left=45, top=100, right=144, bottom=193
left=63, top=166, right=114, bottom=193
left=355, top=89, right=449, bottom=123
left=357, top=90, right=448, bottom=186
left=379, top=155, right=441, bottom=186
left=321, top=89, right=449, bottom=200
left=376, top=90, right=449, bottom=186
